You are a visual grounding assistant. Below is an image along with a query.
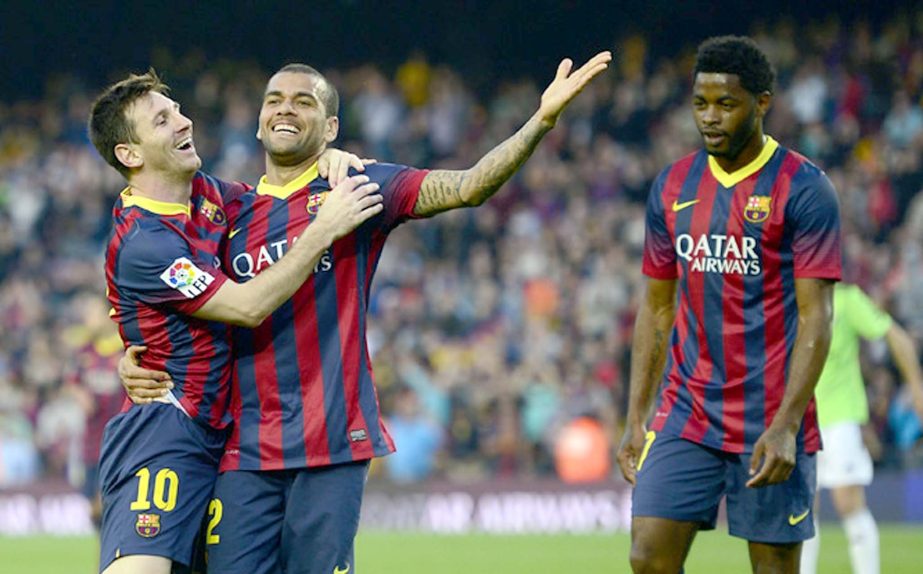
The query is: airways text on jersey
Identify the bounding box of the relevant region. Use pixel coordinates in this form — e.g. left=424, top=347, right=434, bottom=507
left=676, top=233, right=761, bottom=276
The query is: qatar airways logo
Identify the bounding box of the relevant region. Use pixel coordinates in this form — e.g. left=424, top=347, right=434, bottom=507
left=231, top=236, right=333, bottom=279
left=675, top=233, right=761, bottom=275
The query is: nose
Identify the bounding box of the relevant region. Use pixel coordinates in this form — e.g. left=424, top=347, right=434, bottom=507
left=177, top=111, right=193, bottom=133
left=700, top=105, right=719, bottom=126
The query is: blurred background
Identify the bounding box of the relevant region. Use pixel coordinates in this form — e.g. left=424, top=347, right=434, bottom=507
left=1, top=0, right=922, bottom=544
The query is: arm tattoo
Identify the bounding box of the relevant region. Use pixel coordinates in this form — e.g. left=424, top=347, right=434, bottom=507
left=414, top=171, right=465, bottom=216
left=414, top=115, right=552, bottom=217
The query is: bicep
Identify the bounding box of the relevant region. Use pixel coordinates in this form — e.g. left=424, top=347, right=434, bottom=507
left=644, top=278, right=678, bottom=321
left=794, top=278, right=835, bottom=319
left=413, top=170, right=467, bottom=217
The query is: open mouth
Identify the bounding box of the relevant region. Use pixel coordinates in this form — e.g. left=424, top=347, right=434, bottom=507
left=175, top=137, right=195, bottom=151
left=271, top=123, right=300, bottom=135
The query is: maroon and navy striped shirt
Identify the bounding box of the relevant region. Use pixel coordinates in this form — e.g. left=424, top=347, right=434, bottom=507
left=220, top=162, right=427, bottom=471
left=642, top=137, right=841, bottom=454
left=106, top=172, right=247, bottom=430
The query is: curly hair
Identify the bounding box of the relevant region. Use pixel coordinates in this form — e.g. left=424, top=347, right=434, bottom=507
left=694, top=36, right=775, bottom=95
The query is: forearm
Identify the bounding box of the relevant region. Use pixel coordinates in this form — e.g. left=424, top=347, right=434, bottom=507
left=236, top=224, right=331, bottom=321
left=195, top=223, right=332, bottom=327
left=771, top=312, right=832, bottom=432
left=625, top=301, right=674, bottom=427
left=414, top=114, right=554, bottom=216
left=886, top=326, right=923, bottom=399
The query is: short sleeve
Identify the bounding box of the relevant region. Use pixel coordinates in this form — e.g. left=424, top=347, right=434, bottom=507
left=641, top=172, right=678, bottom=279
left=843, top=286, right=893, bottom=341
left=361, top=163, right=428, bottom=230
left=114, top=224, right=228, bottom=314
left=788, top=170, right=842, bottom=280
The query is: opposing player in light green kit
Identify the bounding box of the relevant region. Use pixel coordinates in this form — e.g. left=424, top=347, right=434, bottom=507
left=801, top=283, right=923, bottom=574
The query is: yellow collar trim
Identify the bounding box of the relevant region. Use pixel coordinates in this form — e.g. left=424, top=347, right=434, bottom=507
left=257, top=163, right=320, bottom=200
left=708, top=136, right=779, bottom=188
left=120, top=188, right=191, bottom=216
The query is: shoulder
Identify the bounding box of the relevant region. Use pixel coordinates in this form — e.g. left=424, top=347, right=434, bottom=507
left=355, top=162, right=420, bottom=184
left=115, top=216, right=188, bottom=261
left=194, top=171, right=253, bottom=203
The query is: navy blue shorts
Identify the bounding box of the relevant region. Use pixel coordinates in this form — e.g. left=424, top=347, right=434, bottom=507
left=97, top=403, right=226, bottom=572
left=206, top=461, right=369, bottom=574
left=631, top=432, right=816, bottom=543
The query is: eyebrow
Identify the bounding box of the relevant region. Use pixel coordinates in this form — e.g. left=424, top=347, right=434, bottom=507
left=264, top=90, right=319, bottom=101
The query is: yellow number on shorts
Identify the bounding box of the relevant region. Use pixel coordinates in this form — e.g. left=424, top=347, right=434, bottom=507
left=636, top=431, right=657, bottom=471
left=129, top=467, right=179, bottom=512
left=206, top=498, right=223, bottom=545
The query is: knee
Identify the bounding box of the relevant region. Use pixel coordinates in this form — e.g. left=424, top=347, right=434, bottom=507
left=629, top=543, right=678, bottom=574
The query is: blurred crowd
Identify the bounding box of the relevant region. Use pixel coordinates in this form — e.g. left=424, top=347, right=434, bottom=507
left=2, top=14, right=923, bottom=490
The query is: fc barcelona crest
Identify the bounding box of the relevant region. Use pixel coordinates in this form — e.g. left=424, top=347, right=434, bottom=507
left=200, top=198, right=226, bottom=225
left=136, top=513, right=161, bottom=537
left=306, top=192, right=329, bottom=216
left=744, top=195, right=771, bottom=223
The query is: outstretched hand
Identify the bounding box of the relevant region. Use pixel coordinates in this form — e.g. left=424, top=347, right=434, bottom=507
left=538, top=51, right=612, bottom=126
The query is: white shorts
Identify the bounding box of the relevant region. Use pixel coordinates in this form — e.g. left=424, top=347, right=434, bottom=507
left=816, top=422, right=874, bottom=488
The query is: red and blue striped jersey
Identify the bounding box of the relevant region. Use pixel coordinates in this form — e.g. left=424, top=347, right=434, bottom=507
left=219, top=162, right=427, bottom=471
left=106, top=172, right=247, bottom=430
left=642, top=137, right=841, bottom=454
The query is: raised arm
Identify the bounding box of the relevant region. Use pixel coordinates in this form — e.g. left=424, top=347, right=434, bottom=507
left=747, top=277, right=834, bottom=488
left=413, top=51, right=612, bottom=217
left=193, top=175, right=381, bottom=327
left=616, top=277, right=677, bottom=485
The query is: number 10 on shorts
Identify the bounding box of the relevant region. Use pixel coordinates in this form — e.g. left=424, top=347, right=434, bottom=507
left=130, top=467, right=179, bottom=512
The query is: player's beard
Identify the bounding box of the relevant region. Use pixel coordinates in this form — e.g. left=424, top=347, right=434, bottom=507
left=707, top=107, right=759, bottom=161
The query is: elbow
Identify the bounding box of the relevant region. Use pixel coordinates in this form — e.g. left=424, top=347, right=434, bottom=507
left=236, top=312, right=267, bottom=329
left=234, top=303, right=270, bottom=328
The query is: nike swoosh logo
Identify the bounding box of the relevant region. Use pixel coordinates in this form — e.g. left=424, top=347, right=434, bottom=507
left=228, top=228, right=242, bottom=239
left=788, top=509, right=810, bottom=526
left=333, top=563, right=350, bottom=574
left=672, top=199, right=700, bottom=212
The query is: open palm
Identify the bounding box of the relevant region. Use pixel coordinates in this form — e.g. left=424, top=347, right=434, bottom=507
left=539, top=50, right=612, bottom=125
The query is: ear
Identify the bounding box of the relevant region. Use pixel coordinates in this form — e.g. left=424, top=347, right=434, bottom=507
left=755, top=91, right=772, bottom=118
left=323, top=116, right=339, bottom=144
left=256, top=125, right=263, bottom=142
left=114, top=143, right=143, bottom=170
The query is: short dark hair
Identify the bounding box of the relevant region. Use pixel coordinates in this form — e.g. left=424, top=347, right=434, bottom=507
left=694, top=36, right=775, bottom=95
left=274, top=63, right=339, bottom=118
left=88, top=69, right=169, bottom=178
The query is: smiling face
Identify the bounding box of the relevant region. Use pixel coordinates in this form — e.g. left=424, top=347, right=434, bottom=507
left=257, top=71, right=339, bottom=167
left=692, top=72, right=770, bottom=171
left=118, top=91, right=201, bottom=179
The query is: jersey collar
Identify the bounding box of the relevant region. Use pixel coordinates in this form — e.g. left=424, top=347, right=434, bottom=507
left=120, top=188, right=191, bottom=216
left=256, top=162, right=320, bottom=200
left=707, top=135, right=778, bottom=189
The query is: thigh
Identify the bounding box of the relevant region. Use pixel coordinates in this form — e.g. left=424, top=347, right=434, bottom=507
left=631, top=433, right=726, bottom=529
left=817, top=422, right=873, bottom=489
left=206, top=471, right=289, bottom=574
left=726, top=450, right=816, bottom=544
left=98, top=405, right=224, bottom=573
left=281, top=461, right=370, bottom=574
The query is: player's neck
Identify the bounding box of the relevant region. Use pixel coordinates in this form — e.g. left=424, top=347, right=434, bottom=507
left=714, top=131, right=766, bottom=174
left=127, top=172, right=193, bottom=206
left=265, top=152, right=322, bottom=187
